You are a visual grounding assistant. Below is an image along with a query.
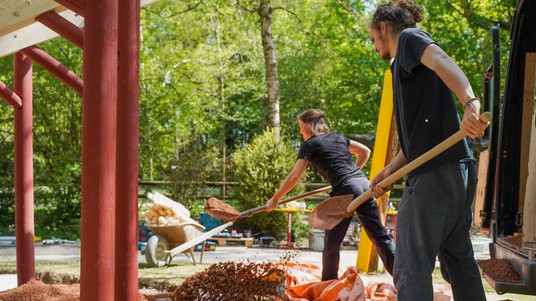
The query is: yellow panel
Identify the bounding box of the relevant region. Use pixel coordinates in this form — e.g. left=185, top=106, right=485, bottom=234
left=356, top=69, right=393, bottom=272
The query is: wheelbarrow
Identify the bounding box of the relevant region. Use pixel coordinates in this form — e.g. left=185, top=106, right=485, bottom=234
left=144, top=191, right=220, bottom=267
left=145, top=221, right=234, bottom=267
left=145, top=221, right=204, bottom=267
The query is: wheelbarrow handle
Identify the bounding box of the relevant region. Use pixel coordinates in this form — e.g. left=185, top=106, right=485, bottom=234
left=240, top=185, right=332, bottom=218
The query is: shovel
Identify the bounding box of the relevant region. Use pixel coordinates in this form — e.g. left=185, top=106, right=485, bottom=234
left=205, top=185, right=334, bottom=221
left=308, top=112, right=492, bottom=230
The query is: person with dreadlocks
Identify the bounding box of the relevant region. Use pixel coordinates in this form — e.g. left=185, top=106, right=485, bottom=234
left=368, top=1, right=488, bottom=300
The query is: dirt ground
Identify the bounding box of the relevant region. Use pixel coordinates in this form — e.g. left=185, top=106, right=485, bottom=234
left=0, top=280, right=172, bottom=301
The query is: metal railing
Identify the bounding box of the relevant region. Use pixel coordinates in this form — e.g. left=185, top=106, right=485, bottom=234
left=138, top=180, right=404, bottom=206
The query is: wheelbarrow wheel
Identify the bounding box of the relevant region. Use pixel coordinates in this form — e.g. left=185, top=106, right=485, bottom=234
left=145, top=235, right=171, bottom=267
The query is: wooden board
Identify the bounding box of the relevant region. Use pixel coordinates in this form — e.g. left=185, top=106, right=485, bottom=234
left=522, top=52, right=536, bottom=250
left=0, top=0, right=161, bottom=59
left=474, top=149, right=490, bottom=230
left=211, top=237, right=254, bottom=248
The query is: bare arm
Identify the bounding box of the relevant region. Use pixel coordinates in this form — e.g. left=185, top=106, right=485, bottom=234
left=348, top=140, right=371, bottom=169
left=265, top=158, right=309, bottom=211
left=421, top=44, right=488, bottom=138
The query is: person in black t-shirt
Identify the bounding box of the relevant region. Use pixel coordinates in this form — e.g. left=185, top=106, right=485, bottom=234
left=265, top=108, right=395, bottom=280
left=368, top=1, right=488, bottom=300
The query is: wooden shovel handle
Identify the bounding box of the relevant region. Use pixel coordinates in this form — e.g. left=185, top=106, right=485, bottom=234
left=346, top=112, right=492, bottom=213
left=240, top=185, right=332, bottom=217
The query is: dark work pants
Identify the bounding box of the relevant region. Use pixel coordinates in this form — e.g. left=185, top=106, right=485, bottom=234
left=322, top=176, right=395, bottom=280
left=394, top=160, right=486, bottom=301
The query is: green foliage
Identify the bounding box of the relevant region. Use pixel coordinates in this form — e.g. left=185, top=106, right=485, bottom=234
left=231, top=128, right=304, bottom=236
left=0, top=38, right=83, bottom=239
left=417, top=0, right=512, bottom=102
left=166, top=142, right=223, bottom=219
left=0, top=0, right=518, bottom=240
left=30, top=40, right=83, bottom=240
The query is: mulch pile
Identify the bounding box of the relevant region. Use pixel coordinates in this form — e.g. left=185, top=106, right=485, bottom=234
left=502, top=235, right=522, bottom=248
left=0, top=281, right=80, bottom=301
left=0, top=253, right=299, bottom=301
left=0, top=280, right=169, bottom=301
left=477, top=258, right=523, bottom=284
left=172, top=261, right=286, bottom=301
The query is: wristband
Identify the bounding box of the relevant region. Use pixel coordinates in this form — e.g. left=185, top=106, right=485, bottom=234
left=464, top=97, right=479, bottom=110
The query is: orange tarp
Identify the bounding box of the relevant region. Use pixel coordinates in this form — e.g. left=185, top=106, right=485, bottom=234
left=274, top=262, right=397, bottom=301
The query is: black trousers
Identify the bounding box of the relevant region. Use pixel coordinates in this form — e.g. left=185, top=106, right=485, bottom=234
left=394, top=160, right=486, bottom=301
left=321, top=176, right=395, bottom=280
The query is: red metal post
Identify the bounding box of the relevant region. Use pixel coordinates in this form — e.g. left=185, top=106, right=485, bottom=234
left=14, top=52, right=35, bottom=285
left=80, top=0, right=118, bottom=299
left=21, top=46, right=83, bottom=95
left=36, top=11, right=84, bottom=48
left=0, top=80, right=22, bottom=108
left=115, top=0, right=141, bottom=298
left=287, top=212, right=292, bottom=248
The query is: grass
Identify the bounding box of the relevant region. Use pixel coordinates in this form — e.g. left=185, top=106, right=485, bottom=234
left=0, top=259, right=209, bottom=291
left=1, top=259, right=535, bottom=300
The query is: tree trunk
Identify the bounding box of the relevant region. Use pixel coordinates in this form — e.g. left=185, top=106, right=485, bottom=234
left=258, top=0, right=280, bottom=137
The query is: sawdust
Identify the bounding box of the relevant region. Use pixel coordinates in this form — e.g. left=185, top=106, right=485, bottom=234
left=204, top=197, right=241, bottom=221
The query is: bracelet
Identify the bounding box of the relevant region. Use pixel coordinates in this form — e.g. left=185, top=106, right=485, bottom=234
left=464, top=97, right=479, bottom=110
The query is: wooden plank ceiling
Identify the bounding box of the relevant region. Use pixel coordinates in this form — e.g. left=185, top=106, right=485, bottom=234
left=0, top=0, right=159, bottom=59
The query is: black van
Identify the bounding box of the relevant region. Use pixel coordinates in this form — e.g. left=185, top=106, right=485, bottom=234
left=474, top=0, right=536, bottom=295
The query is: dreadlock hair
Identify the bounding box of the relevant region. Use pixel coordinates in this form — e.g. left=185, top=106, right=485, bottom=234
left=371, top=0, right=424, bottom=34
left=297, top=108, right=330, bottom=136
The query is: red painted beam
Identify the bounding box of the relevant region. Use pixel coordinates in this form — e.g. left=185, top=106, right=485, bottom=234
left=21, top=46, right=83, bottom=96
left=14, top=52, right=36, bottom=286
left=80, top=0, right=117, bottom=300
left=36, top=11, right=84, bottom=48
left=0, top=80, right=22, bottom=108
left=54, top=0, right=85, bottom=17
left=115, top=0, right=141, bottom=298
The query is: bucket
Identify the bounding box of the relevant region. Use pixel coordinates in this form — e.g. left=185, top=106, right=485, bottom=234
left=309, top=231, right=325, bottom=251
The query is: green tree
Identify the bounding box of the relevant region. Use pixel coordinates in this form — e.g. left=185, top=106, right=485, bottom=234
left=231, top=128, right=303, bottom=236
left=418, top=0, right=513, bottom=101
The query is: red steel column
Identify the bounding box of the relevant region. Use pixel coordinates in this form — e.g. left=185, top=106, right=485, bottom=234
left=80, top=0, right=118, bottom=299
left=14, top=52, right=35, bottom=285
left=115, top=0, right=140, bottom=298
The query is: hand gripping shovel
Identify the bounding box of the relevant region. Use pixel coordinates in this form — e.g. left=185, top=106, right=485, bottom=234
left=205, top=185, right=333, bottom=221
left=308, top=112, right=492, bottom=230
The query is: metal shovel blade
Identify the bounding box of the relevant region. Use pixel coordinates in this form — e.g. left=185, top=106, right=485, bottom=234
left=205, top=185, right=333, bottom=222
left=204, top=197, right=241, bottom=221
left=308, top=194, right=355, bottom=230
